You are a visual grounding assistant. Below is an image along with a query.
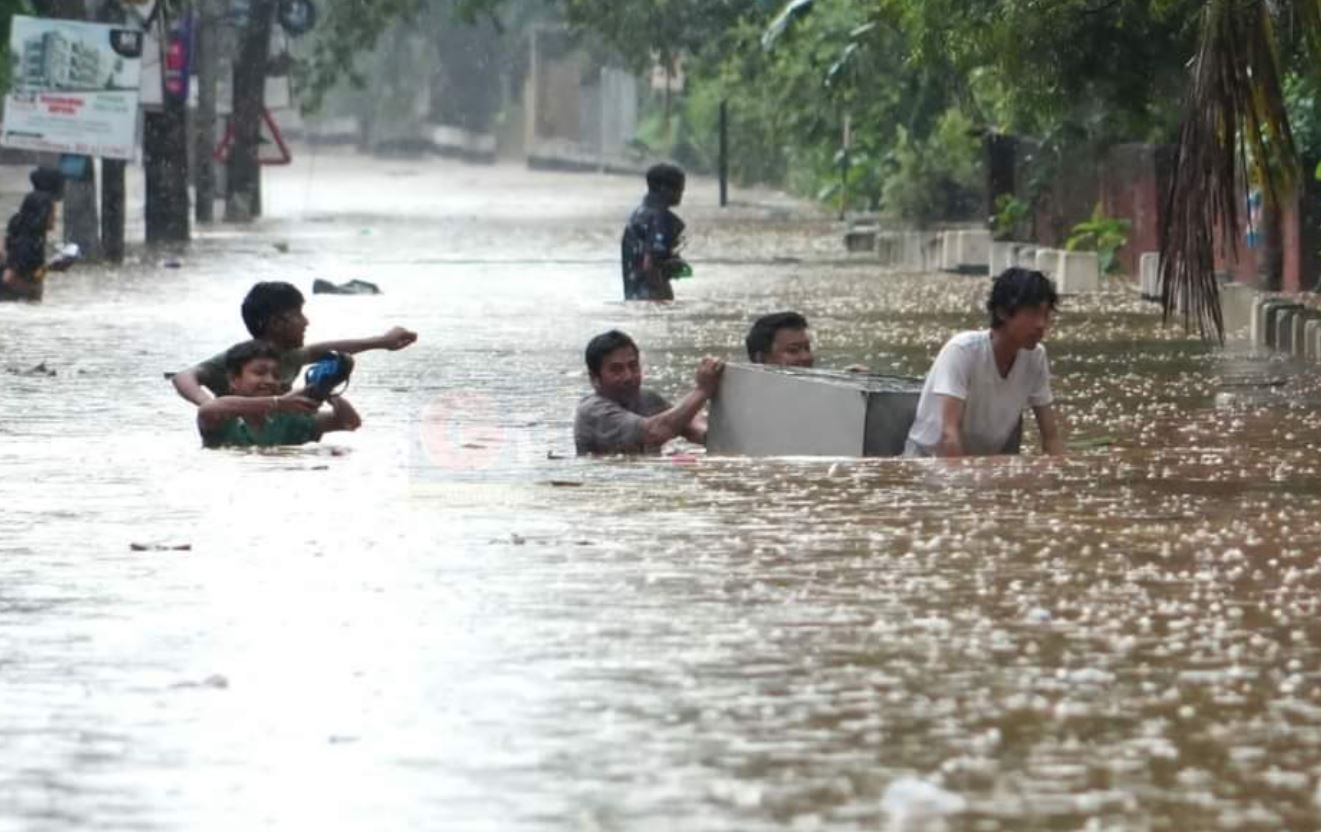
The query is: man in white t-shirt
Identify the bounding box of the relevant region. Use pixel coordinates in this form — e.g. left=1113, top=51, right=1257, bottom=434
left=905, top=267, right=1065, bottom=457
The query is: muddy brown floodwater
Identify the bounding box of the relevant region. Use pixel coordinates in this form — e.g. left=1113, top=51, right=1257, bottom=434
left=3, top=152, right=1321, bottom=831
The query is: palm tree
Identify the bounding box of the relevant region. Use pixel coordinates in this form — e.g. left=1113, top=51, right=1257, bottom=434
left=1160, top=0, right=1321, bottom=340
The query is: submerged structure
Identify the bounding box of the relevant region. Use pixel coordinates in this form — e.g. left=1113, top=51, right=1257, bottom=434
left=707, top=364, right=925, bottom=457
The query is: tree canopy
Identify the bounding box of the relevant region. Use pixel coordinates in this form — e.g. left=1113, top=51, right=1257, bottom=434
left=293, top=0, right=1321, bottom=338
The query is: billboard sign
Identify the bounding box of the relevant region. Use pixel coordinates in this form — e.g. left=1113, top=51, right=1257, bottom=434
left=1, top=15, right=143, bottom=159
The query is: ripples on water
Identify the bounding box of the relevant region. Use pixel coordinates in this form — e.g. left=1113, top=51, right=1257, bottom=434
left=1, top=156, right=1320, bottom=830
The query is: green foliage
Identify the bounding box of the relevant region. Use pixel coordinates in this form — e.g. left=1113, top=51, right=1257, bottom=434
left=632, top=81, right=728, bottom=174
left=1285, top=73, right=1321, bottom=175
left=294, top=0, right=426, bottom=112
left=991, top=194, right=1029, bottom=240
left=880, top=109, right=982, bottom=227
left=1066, top=205, right=1131, bottom=274
left=0, top=0, right=32, bottom=94
left=665, top=1, right=968, bottom=210
left=555, top=0, right=754, bottom=72
left=893, top=0, right=1200, bottom=144
left=816, top=149, right=886, bottom=213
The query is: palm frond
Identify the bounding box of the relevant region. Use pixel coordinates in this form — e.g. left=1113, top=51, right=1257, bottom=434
left=1160, top=0, right=1302, bottom=341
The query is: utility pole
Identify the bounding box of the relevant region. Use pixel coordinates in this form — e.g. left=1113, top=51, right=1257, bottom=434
left=226, top=0, right=276, bottom=221
left=838, top=113, right=851, bottom=221
left=194, top=0, right=220, bottom=223
left=524, top=25, right=539, bottom=160
left=143, top=7, right=191, bottom=242
left=718, top=100, right=728, bottom=208
left=99, top=0, right=126, bottom=261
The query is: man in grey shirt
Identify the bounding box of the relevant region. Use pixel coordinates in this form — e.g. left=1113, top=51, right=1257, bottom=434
left=574, top=329, right=724, bottom=455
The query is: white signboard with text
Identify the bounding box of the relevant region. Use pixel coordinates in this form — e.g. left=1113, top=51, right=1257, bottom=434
left=1, top=16, right=143, bottom=159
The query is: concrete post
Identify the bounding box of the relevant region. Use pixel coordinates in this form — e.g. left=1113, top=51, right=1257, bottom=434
left=1139, top=252, right=1161, bottom=300
left=1253, top=297, right=1284, bottom=347
left=1268, top=303, right=1304, bottom=351
left=1057, top=251, right=1101, bottom=293
left=1305, top=319, right=1321, bottom=361
left=1220, top=284, right=1257, bottom=339
left=1035, top=248, right=1060, bottom=279
left=989, top=241, right=1015, bottom=276
left=1292, top=310, right=1321, bottom=357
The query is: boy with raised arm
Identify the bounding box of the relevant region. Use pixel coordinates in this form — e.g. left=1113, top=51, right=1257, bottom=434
left=172, top=281, right=417, bottom=404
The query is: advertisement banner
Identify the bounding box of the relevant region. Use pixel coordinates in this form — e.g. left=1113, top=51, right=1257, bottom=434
left=1, top=16, right=144, bottom=160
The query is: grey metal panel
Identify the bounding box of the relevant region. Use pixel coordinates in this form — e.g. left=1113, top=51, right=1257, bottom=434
left=862, top=392, right=920, bottom=456
left=708, top=364, right=923, bottom=458
left=708, top=364, right=868, bottom=456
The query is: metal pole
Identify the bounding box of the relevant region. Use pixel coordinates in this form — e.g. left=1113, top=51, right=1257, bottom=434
left=101, top=159, right=125, bottom=261
left=599, top=66, right=607, bottom=172
left=839, top=113, right=851, bottom=221
left=524, top=27, right=538, bottom=158
left=718, top=99, right=728, bottom=208
left=195, top=0, right=218, bottom=223
left=98, top=0, right=127, bottom=261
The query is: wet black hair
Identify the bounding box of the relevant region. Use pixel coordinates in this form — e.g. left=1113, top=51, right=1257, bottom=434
left=224, top=339, right=282, bottom=377
left=241, top=281, right=305, bottom=338
left=987, top=268, right=1059, bottom=328
left=9, top=191, right=54, bottom=233
left=645, top=162, right=686, bottom=194
left=4, top=192, right=55, bottom=277
left=585, top=329, right=639, bottom=377
left=746, top=311, right=809, bottom=361
left=29, top=167, right=64, bottom=200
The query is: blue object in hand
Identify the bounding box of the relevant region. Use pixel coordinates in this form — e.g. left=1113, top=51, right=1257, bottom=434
left=303, top=351, right=354, bottom=401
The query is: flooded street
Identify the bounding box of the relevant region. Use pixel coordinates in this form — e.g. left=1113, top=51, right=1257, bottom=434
left=4, top=152, right=1321, bottom=830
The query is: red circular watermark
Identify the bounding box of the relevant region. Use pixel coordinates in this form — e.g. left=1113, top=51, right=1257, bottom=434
left=417, top=391, right=511, bottom=472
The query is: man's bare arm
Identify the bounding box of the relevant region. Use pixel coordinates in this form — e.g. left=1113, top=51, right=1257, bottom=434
left=301, top=326, right=418, bottom=362
left=315, top=395, right=362, bottom=436
left=935, top=394, right=966, bottom=458
left=681, top=413, right=708, bottom=445
left=1032, top=404, right=1065, bottom=455
left=642, top=357, right=724, bottom=447
left=172, top=366, right=215, bottom=406
left=196, top=392, right=318, bottom=431
left=642, top=389, right=711, bottom=447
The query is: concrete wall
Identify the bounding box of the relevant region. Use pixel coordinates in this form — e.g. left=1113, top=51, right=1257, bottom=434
left=1100, top=144, right=1172, bottom=278
left=523, top=33, right=640, bottom=171
left=1011, top=139, right=1309, bottom=291
left=534, top=54, right=585, bottom=143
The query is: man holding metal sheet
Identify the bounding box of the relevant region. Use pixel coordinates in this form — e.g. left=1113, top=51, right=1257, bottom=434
left=905, top=268, right=1065, bottom=458
left=574, top=330, right=723, bottom=455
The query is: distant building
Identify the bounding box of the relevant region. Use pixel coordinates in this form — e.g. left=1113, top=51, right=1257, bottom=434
left=18, top=32, right=101, bottom=92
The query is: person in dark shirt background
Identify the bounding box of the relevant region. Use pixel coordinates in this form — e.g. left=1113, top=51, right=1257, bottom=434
left=30, top=167, right=65, bottom=201
left=0, top=167, right=68, bottom=302
left=620, top=162, right=688, bottom=301
left=0, top=192, right=57, bottom=301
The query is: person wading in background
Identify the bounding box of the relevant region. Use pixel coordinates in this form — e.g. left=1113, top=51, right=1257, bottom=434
left=620, top=163, right=688, bottom=301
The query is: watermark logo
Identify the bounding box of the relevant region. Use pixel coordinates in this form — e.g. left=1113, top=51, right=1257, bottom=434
left=417, top=390, right=511, bottom=474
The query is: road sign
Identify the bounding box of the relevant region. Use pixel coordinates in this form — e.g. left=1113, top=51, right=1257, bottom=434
left=213, top=107, right=292, bottom=165
left=278, top=0, right=317, bottom=36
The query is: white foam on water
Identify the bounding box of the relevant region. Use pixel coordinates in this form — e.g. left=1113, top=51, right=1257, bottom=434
left=881, top=775, right=967, bottom=832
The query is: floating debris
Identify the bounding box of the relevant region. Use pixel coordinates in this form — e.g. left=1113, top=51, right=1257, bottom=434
left=312, top=278, right=381, bottom=295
